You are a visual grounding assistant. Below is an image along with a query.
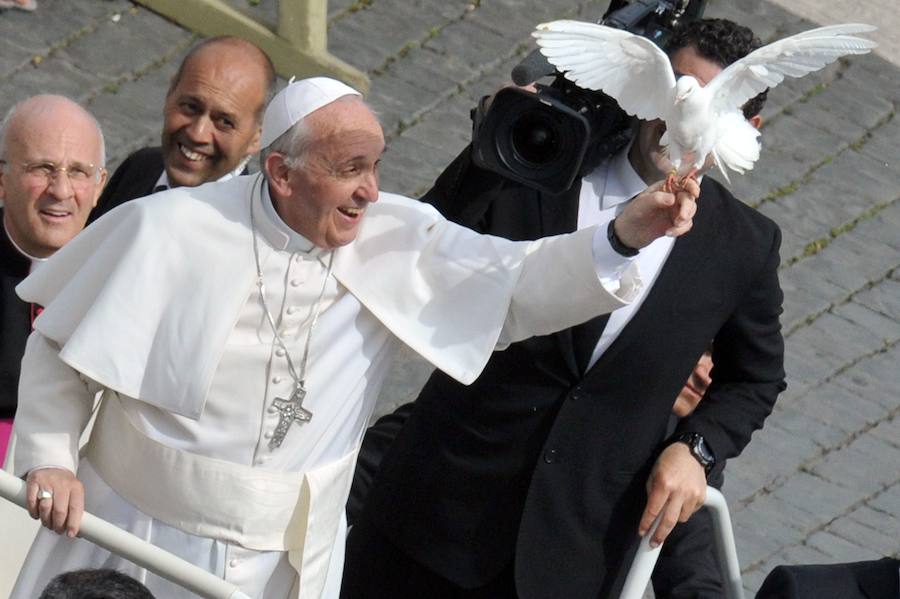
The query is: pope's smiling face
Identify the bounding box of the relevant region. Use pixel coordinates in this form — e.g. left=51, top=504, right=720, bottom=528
left=0, top=96, right=106, bottom=258
left=268, top=98, right=384, bottom=250
left=160, top=43, right=266, bottom=188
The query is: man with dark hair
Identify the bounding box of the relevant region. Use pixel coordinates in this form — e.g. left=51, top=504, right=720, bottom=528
left=342, top=17, right=784, bottom=599
left=88, top=36, right=276, bottom=222
left=39, top=569, right=155, bottom=599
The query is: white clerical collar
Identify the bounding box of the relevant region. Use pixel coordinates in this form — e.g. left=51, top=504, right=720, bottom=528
left=153, top=156, right=250, bottom=192
left=603, top=140, right=647, bottom=210
left=254, top=176, right=322, bottom=256
left=3, top=217, right=49, bottom=270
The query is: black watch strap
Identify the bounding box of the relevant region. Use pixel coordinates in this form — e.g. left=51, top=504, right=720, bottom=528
left=673, top=432, right=715, bottom=475
left=607, top=219, right=639, bottom=257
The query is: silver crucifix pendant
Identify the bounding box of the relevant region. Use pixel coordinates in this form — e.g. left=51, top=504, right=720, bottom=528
left=269, top=384, right=313, bottom=449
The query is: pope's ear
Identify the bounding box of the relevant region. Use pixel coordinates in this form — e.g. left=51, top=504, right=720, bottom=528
left=749, top=115, right=762, bottom=130
left=264, top=152, right=293, bottom=197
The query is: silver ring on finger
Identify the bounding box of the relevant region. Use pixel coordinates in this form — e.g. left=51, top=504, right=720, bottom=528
left=38, top=489, right=53, bottom=501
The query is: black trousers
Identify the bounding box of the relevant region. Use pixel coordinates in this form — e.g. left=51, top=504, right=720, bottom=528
left=341, top=517, right=519, bottom=599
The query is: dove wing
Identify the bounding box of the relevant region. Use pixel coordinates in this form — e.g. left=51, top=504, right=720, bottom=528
left=533, top=20, right=677, bottom=121
left=707, top=23, right=877, bottom=114
left=711, top=110, right=762, bottom=182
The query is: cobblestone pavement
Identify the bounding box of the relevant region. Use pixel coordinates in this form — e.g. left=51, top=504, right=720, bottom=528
left=1, top=1, right=898, bottom=596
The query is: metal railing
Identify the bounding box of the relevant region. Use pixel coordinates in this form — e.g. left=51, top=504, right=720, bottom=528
left=619, top=486, right=744, bottom=599
left=3, top=470, right=742, bottom=599
left=0, top=469, right=251, bottom=599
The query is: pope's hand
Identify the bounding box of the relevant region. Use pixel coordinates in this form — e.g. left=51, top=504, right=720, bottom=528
left=638, top=442, right=707, bottom=548
left=614, top=177, right=701, bottom=250
left=26, top=467, right=84, bottom=538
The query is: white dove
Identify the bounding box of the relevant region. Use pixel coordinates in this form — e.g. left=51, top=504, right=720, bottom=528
left=533, top=20, right=877, bottom=188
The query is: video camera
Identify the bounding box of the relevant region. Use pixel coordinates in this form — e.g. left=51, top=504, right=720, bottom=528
left=471, top=0, right=707, bottom=194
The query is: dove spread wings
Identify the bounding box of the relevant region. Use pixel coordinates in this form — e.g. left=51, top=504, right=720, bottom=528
left=533, top=20, right=877, bottom=179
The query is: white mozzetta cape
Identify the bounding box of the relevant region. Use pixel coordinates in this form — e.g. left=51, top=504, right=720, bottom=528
left=17, top=174, right=632, bottom=420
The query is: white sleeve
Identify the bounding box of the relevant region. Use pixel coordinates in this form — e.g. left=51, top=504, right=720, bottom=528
left=591, top=224, right=642, bottom=298
left=497, top=225, right=643, bottom=347
left=12, top=331, right=97, bottom=477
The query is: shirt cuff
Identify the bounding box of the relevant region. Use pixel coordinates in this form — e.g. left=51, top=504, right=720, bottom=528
left=591, top=226, right=642, bottom=302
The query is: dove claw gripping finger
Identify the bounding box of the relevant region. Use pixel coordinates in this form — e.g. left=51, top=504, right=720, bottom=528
left=663, top=168, right=699, bottom=195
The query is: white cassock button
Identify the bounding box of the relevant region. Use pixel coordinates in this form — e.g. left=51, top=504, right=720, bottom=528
left=267, top=406, right=277, bottom=414
left=290, top=279, right=301, bottom=287
left=286, top=306, right=298, bottom=315
left=275, top=348, right=286, bottom=357
left=264, top=431, right=273, bottom=439
left=273, top=376, right=283, bottom=384
left=229, top=559, right=238, bottom=568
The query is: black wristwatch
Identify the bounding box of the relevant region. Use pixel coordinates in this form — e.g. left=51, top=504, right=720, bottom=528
left=673, top=432, right=715, bottom=475
left=607, top=219, right=639, bottom=257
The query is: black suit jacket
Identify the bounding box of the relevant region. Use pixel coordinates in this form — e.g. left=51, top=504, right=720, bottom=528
left=756, top=558, right=900, bottom=599
left=361, top=146, right=786, bottom=598
left=0, top=208, right=33, bottom=419
left=88, top=146, right=165, bottom=224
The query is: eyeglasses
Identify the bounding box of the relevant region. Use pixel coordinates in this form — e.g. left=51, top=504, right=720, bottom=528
left=0, top=159, right=104, bottom=190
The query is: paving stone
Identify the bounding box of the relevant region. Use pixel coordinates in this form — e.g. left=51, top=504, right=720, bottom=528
left=424, top=18, right=521, bottom=72
left=854, top=114, right=900, bottom=175
left=0, top=58, right=99, bottom=106
left=767, top=402, right=848, bottom=451
left=789, top=381, right=890, bottom=436
left=850, top=204, right=900, bottom=257
left=844, top=504, right=900, bottom=550
left=796, top=312, right=881, bottom=364
left=869, top=416, right=900, bottom=450
left=811, top=437, right=900, bottom=495
left=737, top=424, right=822, bottom=482
left=833, top=300, right=900, bottom=346
left=833, top=349, right=900, bottom=413
left=779, top=265, right=848, bottom=330
left=0, top=34, right=37, bottom=79
left=868, top=482, right=900, bottom=519
left=828, top=512, right=900, bottom=557
left=732, top=516, right=787, bottom=566
left=805, top=530, right=883, bottom=562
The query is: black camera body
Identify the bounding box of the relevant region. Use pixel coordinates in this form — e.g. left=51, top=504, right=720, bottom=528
left=471, top=0, right=707, bottom=195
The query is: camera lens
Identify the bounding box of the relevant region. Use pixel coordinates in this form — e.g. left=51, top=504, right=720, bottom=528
left=511, top=112, right=560, bottom=167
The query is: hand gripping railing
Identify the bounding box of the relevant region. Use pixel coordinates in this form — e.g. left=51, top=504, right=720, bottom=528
left=618, top=486, right=744, bottom=599
left=0, top=469, right=251, bottom=599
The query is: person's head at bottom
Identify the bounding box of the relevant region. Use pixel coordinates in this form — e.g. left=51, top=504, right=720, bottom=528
left=38, top=568, right=156, bottom=599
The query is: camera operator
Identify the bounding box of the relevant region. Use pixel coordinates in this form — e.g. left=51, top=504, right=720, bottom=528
left=342, top=16, right=784, bottom=599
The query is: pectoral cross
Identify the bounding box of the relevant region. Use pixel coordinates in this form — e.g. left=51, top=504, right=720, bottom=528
left=269, top=384, right=313, bottom=449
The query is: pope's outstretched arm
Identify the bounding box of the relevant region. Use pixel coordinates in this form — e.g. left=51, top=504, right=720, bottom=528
left=499, top=176, right=699, bottom=346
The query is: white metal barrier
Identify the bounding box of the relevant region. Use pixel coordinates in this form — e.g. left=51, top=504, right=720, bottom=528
left=619, top=486, right=745, bottom=599
left=0, top=469, right=251, bottom=599
left=2, top=471, right=742, bottom=599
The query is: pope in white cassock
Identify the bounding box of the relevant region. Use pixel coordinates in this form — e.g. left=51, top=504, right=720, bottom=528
left=10, top=77, right=699, bottom=598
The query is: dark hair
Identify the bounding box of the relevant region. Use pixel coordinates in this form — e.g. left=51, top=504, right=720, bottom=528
left=38, top=569, right=156, bottom=599
left=167, top=35, right=277, bottom=123
left=668, top=18, right=768, bottom=119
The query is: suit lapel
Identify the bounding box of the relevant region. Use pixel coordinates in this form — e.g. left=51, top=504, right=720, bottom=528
left=583, top=179, right=723, bottom=374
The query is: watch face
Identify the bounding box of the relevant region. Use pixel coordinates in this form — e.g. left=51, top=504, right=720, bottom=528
left=696, top=438, right=714, bottom=464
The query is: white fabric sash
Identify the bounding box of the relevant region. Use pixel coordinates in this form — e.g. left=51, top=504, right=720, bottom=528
left=85, top=392, right=356, bottom=599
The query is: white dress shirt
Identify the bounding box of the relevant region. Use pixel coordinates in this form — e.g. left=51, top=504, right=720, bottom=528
left=577, top=145, right=676, bottom=370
